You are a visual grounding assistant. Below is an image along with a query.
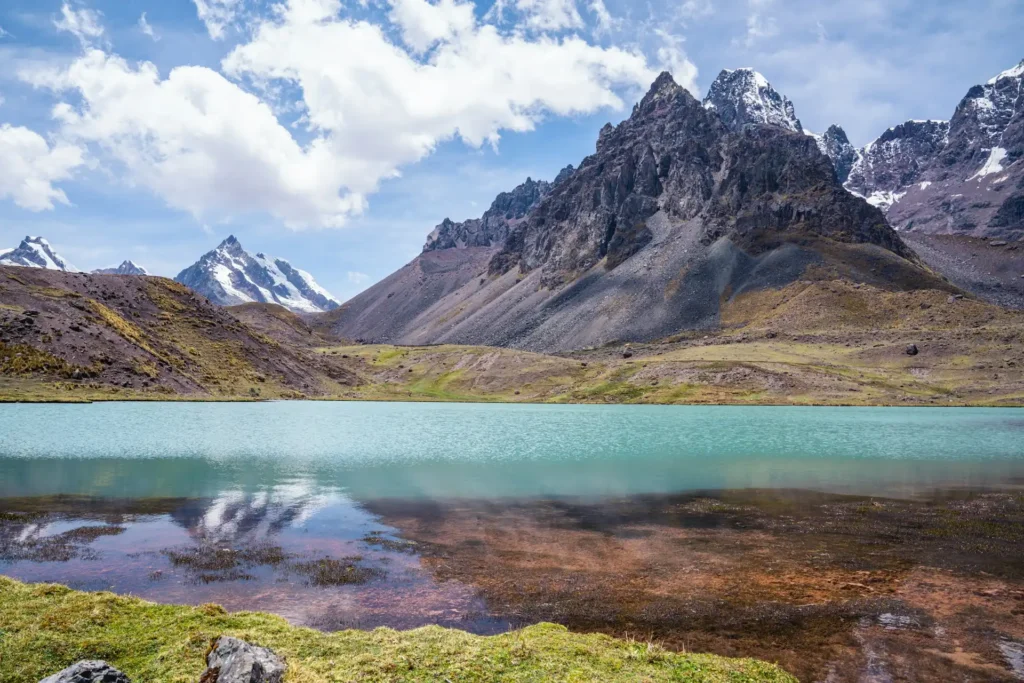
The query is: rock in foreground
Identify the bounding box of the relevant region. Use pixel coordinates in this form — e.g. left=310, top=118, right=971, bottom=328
left=39, top=661, right=130, bottom=683
left=200, top=636, right=286, bottom=683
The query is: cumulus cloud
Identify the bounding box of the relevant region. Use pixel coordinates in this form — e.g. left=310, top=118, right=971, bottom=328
left=20, top=0, right=659, bottom=228
left=193, top=0, right=244, bottom=40
left=0, top=123, right=84, bottom=210
left=54, top=3, right=105, bottom=45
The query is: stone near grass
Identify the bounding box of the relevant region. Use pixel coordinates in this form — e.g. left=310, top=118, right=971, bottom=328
left=39, top=661, right=131, bottom=683
left=906, top=344, right=920, bottom=356
left=200, top=636, right=286, bottom=683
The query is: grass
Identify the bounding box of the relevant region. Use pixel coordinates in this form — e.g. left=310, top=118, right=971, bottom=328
left=0, top=577, right=794, bottom=683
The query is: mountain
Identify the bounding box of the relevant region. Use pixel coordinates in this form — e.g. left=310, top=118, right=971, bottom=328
left=175, top=236, right=340, bottom=314
left=840, top=58, right=1024, bottom=239
left=845, top=119, right=950, bottom=209
left=93, top=260, right=149, bottom=276
left=423, top=174, right=564, bottom=251
left=703, top=68, right=803, bottom=133
left=329, top=71, right=946, bottom=352
left=808, top=125, right=859, bottom=184
left=0, top=236, right=78, bottom=272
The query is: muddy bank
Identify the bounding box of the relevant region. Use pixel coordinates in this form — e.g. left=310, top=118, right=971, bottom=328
left=368, top=489, right=1024, bottom=682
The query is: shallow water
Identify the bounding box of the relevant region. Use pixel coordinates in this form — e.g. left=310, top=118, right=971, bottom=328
left=1, top=402, right=1024, bottom=676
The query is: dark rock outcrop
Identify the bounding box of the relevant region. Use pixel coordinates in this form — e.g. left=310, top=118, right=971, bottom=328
left=812, top=125, right=858, bottom=183
left=39, top=661, right=130, bottom=683
left=200, top=636, right=286, bottom=683
left=423, top=177, right=552, bottom=252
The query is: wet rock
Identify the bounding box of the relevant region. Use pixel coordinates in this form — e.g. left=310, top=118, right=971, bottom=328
left=39, top=661, right=131, bottom=683
left=906, top=344, right=919, bottom=356
left=200, top=636, right=286, bottom=683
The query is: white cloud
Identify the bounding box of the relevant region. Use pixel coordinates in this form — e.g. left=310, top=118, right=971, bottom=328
left=193, top=0, right=244, bottom=40
left=347, top=270, right=370, bottom=284
left=138, top=13, right=159, bottom=41
left=54, top=3, right=105, bottom=45
left=0, top=123, right=84, bottom=211
left=389, top=0, right=475, bottom=53
left=24, top=49, right=364, bottom=228
left=489, top=0, right=584, bottom=31
left=20, top=0, right=661, bottom=230
left=679, top=0, right=713, bottom=20
left=588, top=0, right=616, bottom=34
left=744, top=0, right=777, bottom=46
left=0, top=25, right=10, bottom=39
left=654, top=30, right=699, bottom=95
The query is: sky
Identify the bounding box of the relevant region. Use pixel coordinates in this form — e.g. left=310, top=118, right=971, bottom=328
left=0, top=0, right=1021, bottom=301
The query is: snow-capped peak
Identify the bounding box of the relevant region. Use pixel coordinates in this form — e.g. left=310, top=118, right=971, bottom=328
left=986, top=58, right=1024, bottom=85
left=174, top=236, right=340, bottom=314
left=703, top=68, right=803, bottom=133
left=93, top=260, right=149, bottom=276
left=0, top=236, right=79, bottom=272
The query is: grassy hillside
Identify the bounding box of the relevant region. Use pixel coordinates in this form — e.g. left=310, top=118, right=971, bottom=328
left=0, top=577, right=793, bottom=683
left=2, top=269, right=1022, bottom=406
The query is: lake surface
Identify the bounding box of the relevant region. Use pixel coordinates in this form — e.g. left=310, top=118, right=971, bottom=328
left=2, top=402, right=1024, bottom=677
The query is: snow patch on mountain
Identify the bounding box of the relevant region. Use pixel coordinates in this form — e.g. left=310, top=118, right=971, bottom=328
left=0, top=236, right=79, bottom=272
left=175, top=236, right=340, bottom=313
left=987, top=59, right=1024, bottom=85
left=969, top=147, right=1008, bottom=180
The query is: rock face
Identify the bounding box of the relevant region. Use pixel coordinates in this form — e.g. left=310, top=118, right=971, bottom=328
left=175, top=236, right=339, bottom=314
left=200, top=636, right=286, bottom=683
left=845, top=120, right=950, bottom=209
left=331, top=71, right=942, bottom=352
left=843, top=58, right=1024, bottom=239
left=39, top=661, right=130, bottom=683
left=809, top=125, right=859, bottom=184
left=423, top=176, right=556, bottom=252
left=92, top=260, right=149, bottom=276
left=0, top=236, right=78, bottom=272
left=703, top=68, right=803, bottom=133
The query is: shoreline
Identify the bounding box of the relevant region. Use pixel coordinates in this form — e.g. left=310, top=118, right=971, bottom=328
left=0, top=576, right=793, bottom=682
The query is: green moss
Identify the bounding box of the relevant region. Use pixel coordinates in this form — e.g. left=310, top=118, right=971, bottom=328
left=0, top=577, right=793, bottom=683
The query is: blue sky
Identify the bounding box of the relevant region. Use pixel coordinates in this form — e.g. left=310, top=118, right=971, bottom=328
left=0, top=0, right=1021, bottom=300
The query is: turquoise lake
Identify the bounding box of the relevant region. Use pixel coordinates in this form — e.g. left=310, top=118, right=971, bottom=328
left=1, top=402, right=1023, bottom=631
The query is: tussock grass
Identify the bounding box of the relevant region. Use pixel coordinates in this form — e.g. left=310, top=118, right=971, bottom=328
left=0, top=577, right=794, bottom=683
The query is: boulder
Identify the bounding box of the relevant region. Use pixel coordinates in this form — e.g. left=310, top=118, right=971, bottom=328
left=200, top=636, right=286, bottom=683
left=39, top=661, right=131, bottom=683
left=906, top=344, right=920, bottom=356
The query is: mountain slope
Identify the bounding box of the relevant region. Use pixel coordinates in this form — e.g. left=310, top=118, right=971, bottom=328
left=175, top=236, right=339, bottom=314
left=331, top=72, right=948, bottom=353
left=93, top=260, right=149, bottom=276
left=0, top=237, right=78, bottom=272
left=0, top=266, right=357, bottom=399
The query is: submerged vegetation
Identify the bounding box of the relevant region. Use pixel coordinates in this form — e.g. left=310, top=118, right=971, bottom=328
left=0, top=577, right=795, bottom=682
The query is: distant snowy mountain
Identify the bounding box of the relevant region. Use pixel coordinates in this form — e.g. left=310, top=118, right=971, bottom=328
left=93, top=260, right=149, bottom=276
left=703, top=68, right=803, bottom=133
left=831, top=57, right=1023, bottom=238
left=175, top=236, right=340, bottom=313
left=0, top=236, right=79, bottom=272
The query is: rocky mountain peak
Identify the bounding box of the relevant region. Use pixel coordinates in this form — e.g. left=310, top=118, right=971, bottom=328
left=175, top=237, right=339, bottom=313
left=0, top=236, right=79, bottom=272
left=423, top=175, right=555, bottom=252
left=703, top=68, right=803, bottom=133
left=808, top=125, right=859, bottom=183
left=845, top=120, right=950, bottom=209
